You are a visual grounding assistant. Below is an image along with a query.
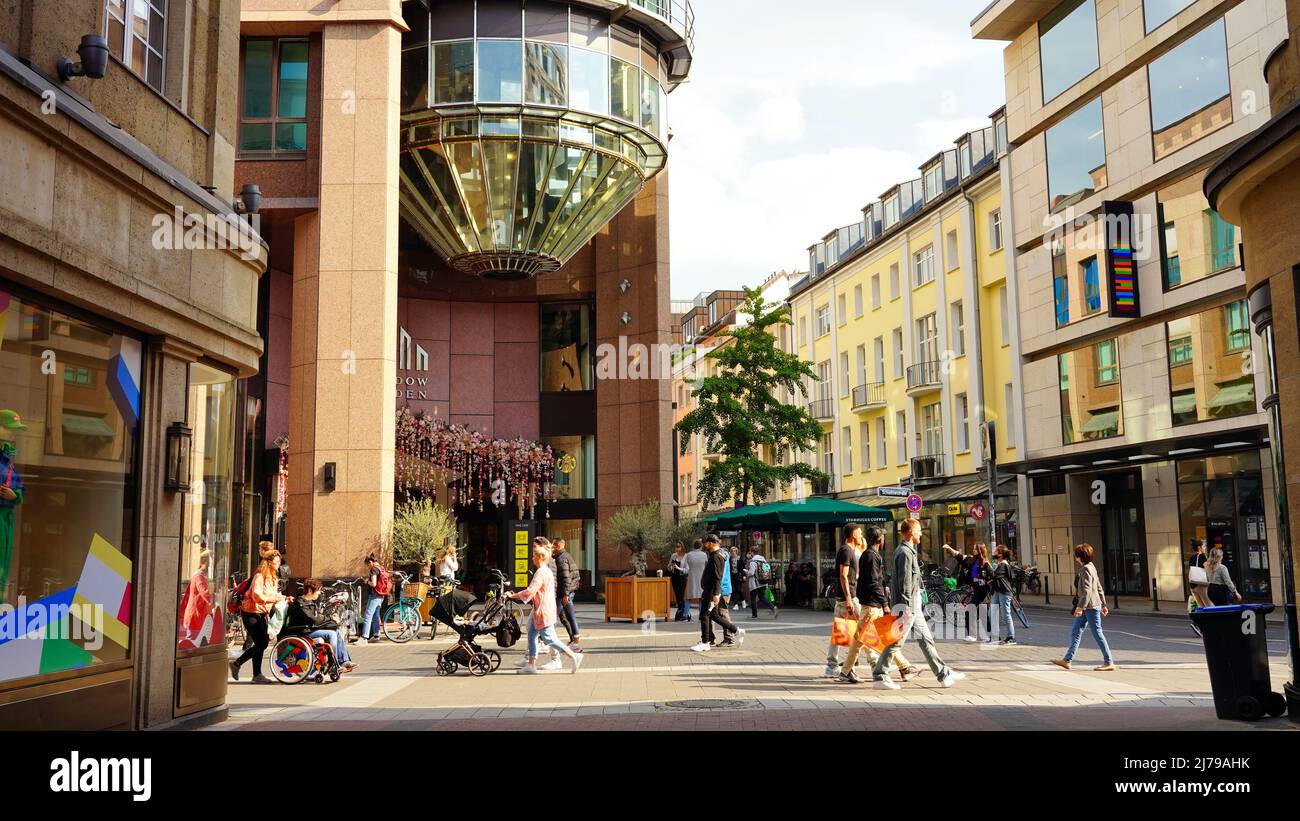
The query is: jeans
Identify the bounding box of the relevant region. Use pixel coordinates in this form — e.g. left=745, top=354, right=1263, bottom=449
left=873, top=595, right=950, bottom=681
left=361, top=594, right=384, bottom=639
left=672, top=574, right=688, bottom=619
left=557, top=595, right=580, bottom=642
left=701, top=596, right=737, bottom=644
left=1064, top=607, right=1113, bottom=665
left=527, top=621, right=573, bottom=661
left=308, top=628, right=351, bottom=665
left=234, top=612, right=269, bottom=677
left=750, top=586, right=776, bottom=617
left=991, top=592, right=1015, bottom=640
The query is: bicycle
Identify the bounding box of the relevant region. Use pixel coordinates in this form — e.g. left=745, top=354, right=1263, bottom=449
left=322, top=577, right=363, bottom=642
left=224, top=572, right=249, bottom=649
left=380, top=571, right=423, bottom=643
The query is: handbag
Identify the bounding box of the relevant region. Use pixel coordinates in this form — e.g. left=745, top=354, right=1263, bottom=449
left=831, top=615, right=858, bottom=647
left=1188, top=565, right=1208, bottom=586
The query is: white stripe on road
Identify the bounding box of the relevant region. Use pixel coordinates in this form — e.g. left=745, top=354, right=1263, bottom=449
left=1014, top=669, right=1159, bottom=695
left=311, top=675, right=424, bottom=708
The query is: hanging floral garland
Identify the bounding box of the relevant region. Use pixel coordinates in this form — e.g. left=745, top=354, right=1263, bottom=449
left=395, top=407, right=556, bottom=518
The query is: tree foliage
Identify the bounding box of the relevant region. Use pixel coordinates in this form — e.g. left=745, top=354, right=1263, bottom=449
left=675, top=287, right=827, bottom=509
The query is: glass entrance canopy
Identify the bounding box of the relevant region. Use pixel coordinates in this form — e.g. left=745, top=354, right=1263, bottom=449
left=399, top=0, right=692, bottom=279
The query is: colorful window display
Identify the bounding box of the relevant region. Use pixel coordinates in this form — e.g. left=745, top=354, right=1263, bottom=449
left=0, top=288, right=141, bottom=685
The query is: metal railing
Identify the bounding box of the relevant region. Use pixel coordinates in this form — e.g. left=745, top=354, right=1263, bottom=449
left=630, top=0, right=696, bottom=51
left=911, top=453, right=945, bottom=481
left=906, top=360, right=943, bottom=391
left=807, top=398, right=835, bottom=420
left=852, top=382, right=886, bottom=408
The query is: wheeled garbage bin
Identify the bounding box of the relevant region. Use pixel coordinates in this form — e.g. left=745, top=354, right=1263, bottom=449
left=1190, top=603, right=1287, bottom=721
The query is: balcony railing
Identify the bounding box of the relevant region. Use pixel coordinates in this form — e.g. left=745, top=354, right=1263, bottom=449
left=630, top=0, right=696, bottom=51
left=852, top=382, right=886, bottom=409
left=911, top=453, right=945, bottom=483
left=807, top=398, right=835, bottom=421
left=906, top=360, right=943, bottom=392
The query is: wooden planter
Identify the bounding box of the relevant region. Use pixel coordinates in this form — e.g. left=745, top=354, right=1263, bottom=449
left=604, top=576, right=671, bottom=624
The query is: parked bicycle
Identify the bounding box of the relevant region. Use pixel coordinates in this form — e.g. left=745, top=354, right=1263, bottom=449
left=322, top=577, right=363, bottom=642
left=380, top=571, right=424, bottom=643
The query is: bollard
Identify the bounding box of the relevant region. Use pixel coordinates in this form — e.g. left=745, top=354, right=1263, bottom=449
left=1044, top=574, right=1050, bottom=606
left=1112, top=590, right=1119, bottom=611
left=1152, top=577, right=1159, bottom=612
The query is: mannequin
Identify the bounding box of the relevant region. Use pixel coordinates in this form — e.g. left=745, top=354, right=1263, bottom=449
left=0, top=410, right=28, bottom=606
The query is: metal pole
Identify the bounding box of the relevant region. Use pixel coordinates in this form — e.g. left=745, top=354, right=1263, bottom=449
left=1044, top=574, right=1050, bottom=606
left=1152, top=577, right=1159, bottom=612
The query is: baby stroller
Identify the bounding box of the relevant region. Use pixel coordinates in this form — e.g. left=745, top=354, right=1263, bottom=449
left=431, top=570, right=519, bottom=676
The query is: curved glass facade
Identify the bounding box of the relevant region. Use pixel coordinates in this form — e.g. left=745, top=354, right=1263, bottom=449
left=399, top=0, right=681, bottom=279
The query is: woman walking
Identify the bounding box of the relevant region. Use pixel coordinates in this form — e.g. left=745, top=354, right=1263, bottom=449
left=1052, top=544, right=1115, bottom=671
left=990, top=546, right=1017, bottom=646
left=510, top=538, right=584, bottom=674
left=230, top=546, right=291, bottom=683
left=1204, top=548, right=1242, bottom=606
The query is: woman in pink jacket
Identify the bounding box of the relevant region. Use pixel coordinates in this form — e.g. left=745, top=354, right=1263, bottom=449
left=509, top=538, right=584, bottom=674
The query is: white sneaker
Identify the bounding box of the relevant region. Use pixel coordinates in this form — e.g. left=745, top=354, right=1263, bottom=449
left=515, top=658, right=531, bottom=669
left=873, top=676, right=901, bottom=690
left=963, top=635, right=978, bottom=643
left=939, top=670, right=966, bottom=688
left=570, top=653, right=584, bottom=673
left=539, top=657, right=563, bottom=671
left=517, top=664, right=539, bottom=675
left=823, top=663, right=841, bottom=678
left=735, top=629, right=745, bottom=646
left=690, top=642, right=712, bottom=653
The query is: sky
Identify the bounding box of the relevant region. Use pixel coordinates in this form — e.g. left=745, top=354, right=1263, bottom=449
left=666, top=1, right=1007, bottom=299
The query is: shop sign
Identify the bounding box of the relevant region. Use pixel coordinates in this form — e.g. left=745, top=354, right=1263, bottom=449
left=946, top=503, right=962, bottom=516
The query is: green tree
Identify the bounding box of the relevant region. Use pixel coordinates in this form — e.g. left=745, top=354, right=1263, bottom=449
left=675, top=286, right=826, bottom=510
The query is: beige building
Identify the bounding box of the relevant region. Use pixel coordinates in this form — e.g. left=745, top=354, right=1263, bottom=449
left=974, top=0, right=1288, bottom=606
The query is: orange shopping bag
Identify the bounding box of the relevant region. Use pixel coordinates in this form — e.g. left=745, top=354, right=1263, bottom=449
left=831, top=615, right=858, bottom=647
left=859, top=610, right=910, bottom=653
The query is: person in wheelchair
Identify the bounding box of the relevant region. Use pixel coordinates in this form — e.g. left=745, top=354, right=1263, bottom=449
left=286, top=579, right=357, bottom=673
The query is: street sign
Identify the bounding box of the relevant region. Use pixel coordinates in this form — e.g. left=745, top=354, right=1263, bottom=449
left=970, top=502, right=988, bottom=521
left=906, top=494, right=923, bottom=512
left=946, top=503, right=962, bottom=516
left=879, top=486, right=911, bottom=498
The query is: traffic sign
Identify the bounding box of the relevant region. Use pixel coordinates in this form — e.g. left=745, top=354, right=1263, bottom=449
left=970, top=501, right=988, bottom=521
left=906, top=494, right=923, bottom=512
left=878, top=486, right=911, bottom=498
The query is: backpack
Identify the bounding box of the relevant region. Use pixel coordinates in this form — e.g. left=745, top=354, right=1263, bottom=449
left=226, top=577, right=252, bottom=614
left=373, top=566, right=393, bottom=597
left=753, top=557, right=773, bottom=585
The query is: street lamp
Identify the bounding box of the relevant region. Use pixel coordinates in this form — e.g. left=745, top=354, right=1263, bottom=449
left=164, top=422, right=193, bottom=493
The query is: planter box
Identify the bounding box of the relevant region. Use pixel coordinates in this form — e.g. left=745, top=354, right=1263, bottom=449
left=603, top=576, right=671, bottom=624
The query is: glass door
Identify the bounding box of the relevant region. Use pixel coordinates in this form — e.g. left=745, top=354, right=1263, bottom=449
left=1099, top=472, right=1147, bottom=596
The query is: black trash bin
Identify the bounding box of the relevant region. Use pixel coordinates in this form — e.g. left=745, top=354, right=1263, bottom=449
left=1190, top=603, right=1287, bottom=721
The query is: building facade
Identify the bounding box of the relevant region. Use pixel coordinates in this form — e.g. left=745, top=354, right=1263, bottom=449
left=974, top=0, right=1288, bottom=606
left=0, top=1, right=264, bottom=728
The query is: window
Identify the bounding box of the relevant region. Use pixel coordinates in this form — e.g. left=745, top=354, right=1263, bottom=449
left=896, top=411, right=908, bottom=465
left=1166, top=301, right=1256, bottom=425
left=1095, top=339, right=1119, bottom=384
left=860, top=421, right=871, bottom=469
left=1082, top=256, right=1101, bottom=316
left=884, top=196, right=900, bottom=228
left=840, top=352, right=851, bottom=398
left=892, top=328, right=904, bottom=378
left=544, top=435, right=595, bottom=500
left=640, top=70, right=662, bottom=137
left=815, top=305, right=831, bottom=337
left=1149, top=20, right=1231, bottom=161
left=1145, top=0, right=1197, bottom=33
left=709, top=302, right=717, bottom=323
left=889, top=264, right=900, bottom=300
left=541, top=303, right=593, bottom=391
left=1039, top=0, right=1099, bottom=103
left=871, top=274, right=882, bottom=309
left=990, top=209, right=1003, bottom=251
left=853, top=285, right=864, bottom=318
left=798, top=315, right=807, bottom=346
left=876, top=418, right=887, bottom=469
left=999, top=286, right=1010, bottom=346
left=924, top=165, right=942, bottom=202
left=1046, top=97, right=1107, bottom=212
left=525, top=41, right=568, bottom=106
left=1004, top=383, right=1016, bottom=444
left=105, top=0, right=166, bottom=92
left=837, top=294, right=848, bottom=327
left=1206, top=209, right=1240, bottom=273
left=874, top=337, right=885, bottom=383
left=817, top=361, right=832, bottom=402
left=434, top=40, right=475, bottom=103
left=477, top=39, right=524, bottom=102
left=945, top=231, right=960, bottom=272
left=1059, top=340, right=1124, bottom=443
left=1052, top=242, right=1070, bottom=327
left=611, top=58, right=639, bottom=123
left=956, top=393, right=970, bottom=452
left=842, top=427, right=853, bottom=474
left=855, top=345, right=867, bottom=389
left=0, top=292, right=143, bottom=685
left=1163, top=221, right=1181, bottom=286
left=921, top=402, right=943, bottom=458
left=239, top=39, right=309, bottom=154
left=951, top=301, right=966, bottom=356
left=913, top=245, right=936, bottom=287
left=570, top=47, right=610, bottom=115
left=915, top=313, right=939, bottom=365
left=821, top=432, right=835, bottom=477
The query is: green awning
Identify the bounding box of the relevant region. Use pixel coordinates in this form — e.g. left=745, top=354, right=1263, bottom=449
left=701, top=498, right=892, bottom=528
left=1207, top=382, right=1256, bottom=412
left=61, top=414, right=114, bottom=437
left=1080, top=410, right=1120, bottom=435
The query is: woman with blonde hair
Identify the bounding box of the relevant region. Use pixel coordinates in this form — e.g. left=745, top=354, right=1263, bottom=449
left=230, top=545, right=292, bottom=683
left=1204, top=548, right=1242, bottom=606
left=509, top=538, right=583, bottom=674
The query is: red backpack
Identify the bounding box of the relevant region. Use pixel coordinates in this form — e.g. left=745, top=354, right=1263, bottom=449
left=227, top=577, right=252, bottom=614
left=374, top=566, right=393, bottom=596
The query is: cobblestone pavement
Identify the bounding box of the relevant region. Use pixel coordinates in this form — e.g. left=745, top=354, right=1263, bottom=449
left=214, top=604, right=1298, bottom=731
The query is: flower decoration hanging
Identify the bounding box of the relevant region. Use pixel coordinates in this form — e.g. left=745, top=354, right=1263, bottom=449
left=395, top=407, right=556, bottom=518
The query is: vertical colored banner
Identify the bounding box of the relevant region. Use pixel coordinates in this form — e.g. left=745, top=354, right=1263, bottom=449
left=1104, top=200, right=1140, bottom=319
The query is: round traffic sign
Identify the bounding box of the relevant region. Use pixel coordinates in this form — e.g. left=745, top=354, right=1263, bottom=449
left=906, top=494, right=923, bottom=512
left=970, top=502, right=987, bottom=521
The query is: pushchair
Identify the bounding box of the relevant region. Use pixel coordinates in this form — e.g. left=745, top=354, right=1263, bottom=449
left=431, top=570, right=520, bottom=676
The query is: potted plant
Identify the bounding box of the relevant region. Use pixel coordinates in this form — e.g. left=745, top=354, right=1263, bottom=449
left=390, top=498, right=457, bottom=584
left=604, top=500, right=668, bottom=577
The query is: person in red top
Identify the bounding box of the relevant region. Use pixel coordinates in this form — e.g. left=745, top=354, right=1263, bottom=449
left=230, top=546, right=291, bottom=683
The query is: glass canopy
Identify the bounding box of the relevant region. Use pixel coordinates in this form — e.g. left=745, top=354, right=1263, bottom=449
left=399, top=0, right=682, bottom=279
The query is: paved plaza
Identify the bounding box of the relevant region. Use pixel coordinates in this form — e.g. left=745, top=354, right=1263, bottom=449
left=215, top=604, right=1298, bottom=731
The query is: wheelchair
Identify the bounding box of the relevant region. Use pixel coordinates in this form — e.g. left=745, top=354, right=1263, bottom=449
left=269, top=626, right=343, bottom=685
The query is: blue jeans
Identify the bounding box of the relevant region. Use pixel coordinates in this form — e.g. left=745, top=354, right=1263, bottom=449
left=308, top=628, right=351, bottom=664
left=361, top=595, right=384, bottom=638
left=874, top=595, right=951, bottom=681
left=557, top=596, right=580, bottom=642
left=991, top=591, right=1015, bottom=640
left=527, top=621, right=573, bottom=661
left=1064, top=608, right=1113, bottom=665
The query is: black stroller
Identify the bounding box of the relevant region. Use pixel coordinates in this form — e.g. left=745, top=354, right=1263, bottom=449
left=431, top=569, right=522, bottom=676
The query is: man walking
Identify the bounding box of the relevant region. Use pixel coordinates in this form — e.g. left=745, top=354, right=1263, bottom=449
left=746, top=547, right=779, bottom=620
left=684, top=538, right=708, bottom=619
left=872, top=519, right=965, bottom=689
left=729, top=546, right=744, bottom=610
left=839, top=526, right=919, bottom=684
left=553, top=538, right=582, bottom=651
left=692, top=534, right=744, bottom=652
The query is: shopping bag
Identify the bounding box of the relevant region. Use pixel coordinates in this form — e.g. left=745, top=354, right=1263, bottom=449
left=858, top=611, right=908, bottom=654
left=831, top=616, right=857, bottom=647
left=764, top=587, right=775, bottom=604
left=266, top=599, right=289, bottom=638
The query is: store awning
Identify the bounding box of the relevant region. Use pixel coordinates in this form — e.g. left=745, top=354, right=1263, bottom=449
left=841, top=475, right=1017, bottom=509
left=701, top=498, right=892, bottom=527
left=1207, top=382, right=1256, bottom=412
left=1172, top=392, right=1198, bottom=416
left=1080, top=410, right=1120, bottom=435
left=61, top=414, right=115, bottom=437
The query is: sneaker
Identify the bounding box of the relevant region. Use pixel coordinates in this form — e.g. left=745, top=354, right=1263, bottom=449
left=718, top=639, right=736, bottom=648
left=228, top=660, right=240, bottom=681
left=251, top=674, right=274, bottom=684
left=517, top=664, right=539, bottom=675
left=1052, top=659, right=1072, bottom=670
left=342, top=663, right=357, bottom=673
left=945, top=670, right=967, bottom=683
left=690, top=642, right=712, bottom=653
left=938, top=670, right=965, bottom=688
left=898, top=666, right=922, bottom=682
left=1001, top=638, right=1018, bottom=646
left=963, top=635, right=979, bottom=643
left=838, top=670, right=863, bottom=685
left=568, top=641, right=582, bottom=652
left=515, top=658, right=532, bottom=669
left=571, top=653, right=584, bottom=673
left=823, top=663, right=841, bottom=678
left=873, top=675, right=901, bottom=691
left=773, top=607, right=779, bottom=620
left=539, top=657, right=563, bottom=671
left=354, top=637, right=369, bottom=645
left=735, top=629, right=746, bottom=646
left=1094, top=663, right=1116, bottom=671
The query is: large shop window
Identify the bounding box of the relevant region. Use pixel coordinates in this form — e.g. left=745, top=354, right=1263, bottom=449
left=1157, top=173, right=1241, bottom=289
left=1046, top=98, right=1108, bottom=213
left=1148, top=20, right=1231, bottom=161
left=239, top=38, right=309, bottom=155
left=1144, top=0, right=1196, bottom=33
left=1039, top=0, right=1099, bottom=103
left=1059, top=339, right=1123, bottom=444
left=177, top=364, right=236, bottom=652
left=1166, top=300, right=1256, bottom=426
left=543, top=518, right=596, bottom=581
left=0, top=289, right=141, bottom=686
left=541, top=303, right=592, bottom=392
left=1177, top=451, right=1271, bottom=600
left=543, top=435, right=594, bottom=500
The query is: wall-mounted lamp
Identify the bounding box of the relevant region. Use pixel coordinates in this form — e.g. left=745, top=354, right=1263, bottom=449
left=234, top=183, right=262, bottom=215
left=620, top=312, right=632, bottom=325
left=57, top=35, right=109, bottom=83
left=619, top=278, right=632, bottom=293
left=164, top=422, right=193, bottom=493
left=323, top=461, right=337, bottom=493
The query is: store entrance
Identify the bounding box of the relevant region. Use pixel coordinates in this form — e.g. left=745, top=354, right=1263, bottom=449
left=1098, top=471, right=1148, bottom=596
left=1178, top=452, right=1271, bottom=602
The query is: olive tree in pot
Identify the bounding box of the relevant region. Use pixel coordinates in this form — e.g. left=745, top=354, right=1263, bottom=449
left=390, top=498, right=457, bottom=584
left=604, top=500, right=669, bottom=577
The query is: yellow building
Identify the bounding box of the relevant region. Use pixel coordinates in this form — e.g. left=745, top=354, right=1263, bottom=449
left=782, top=111, right=1022, bottom=564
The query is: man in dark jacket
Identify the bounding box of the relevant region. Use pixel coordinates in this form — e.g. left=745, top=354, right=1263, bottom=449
left=287, top=578, right=355, bottom=671
left=691, top=534, right=744, bottom=652
left=553, top=539, right=582, bottom=649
